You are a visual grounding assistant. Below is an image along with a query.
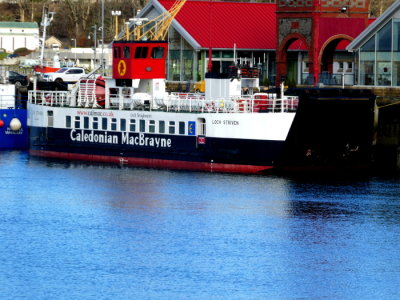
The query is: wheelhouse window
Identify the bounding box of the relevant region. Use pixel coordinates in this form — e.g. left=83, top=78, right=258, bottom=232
left=74, top=116, right=80, bottom=129
left=129, top=119, right=136, bottom=132
left=66, top=116, right=71, bottom=128
left=113, top=46, right=121, bottom=59
left=124, top=46, right=130, bottom=59
left=168, top=121, right=175, bottom=134
left=135, top=47, right=148, bottom=58
left=151, top=47, right=164, bottom=59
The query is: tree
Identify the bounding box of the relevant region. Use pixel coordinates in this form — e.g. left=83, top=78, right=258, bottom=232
left=369, top=0, right=395, bottom=17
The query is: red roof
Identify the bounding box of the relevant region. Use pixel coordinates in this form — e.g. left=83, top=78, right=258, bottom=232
left=158, top=0, right=277, bottom=50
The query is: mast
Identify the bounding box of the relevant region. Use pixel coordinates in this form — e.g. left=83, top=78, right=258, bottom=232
left=39, top=7, right=55, bottom=67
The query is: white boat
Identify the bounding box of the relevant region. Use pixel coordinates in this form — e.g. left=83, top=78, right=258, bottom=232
left=27, top=39, right=298, bottom=174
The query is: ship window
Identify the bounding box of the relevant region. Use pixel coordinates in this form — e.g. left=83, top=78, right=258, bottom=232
left=179, top=121, right=185, bottom=135
left=120, top=119, right=126, bottom=131
left=149, top=120, right=155, bottom=133
left=129, top=119, right=136, bottom=132
left=111, top=118, right=117, bottom=131
left=124, top=46, right=130, bottom=59
left=113, top=46, right=121, bottom=58
left=102, top=117, right=107, bottom=130
left=66, top=116, right=71, bottom=128
left=135, top=47, right=148, bottom=58
left=93, top=117, right=99, bottom=130
left=139, top=119, right=146, bottom=132
left=151, top=47, right=164, bottom=59
left=74, top=116, right=81, bottom=129
left=84, top=117, right=89, bottom=129
left=168, top=121, right=175, bottom=134
left=159, top=120, right=165, bottom=133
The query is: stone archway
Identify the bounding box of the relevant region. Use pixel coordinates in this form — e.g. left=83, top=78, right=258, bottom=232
left=276, top=0, right=370, bottom=87
left=276, top=33, right=310, bottom=86
left=319, top=34, right=354, bottom=85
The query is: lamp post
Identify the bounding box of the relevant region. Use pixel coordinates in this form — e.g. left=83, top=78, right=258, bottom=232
left=71, top=38, right=76, bottom=65
left=111, top=10, right=121, bottom=40
left=88, top=24, right=97, bottom=70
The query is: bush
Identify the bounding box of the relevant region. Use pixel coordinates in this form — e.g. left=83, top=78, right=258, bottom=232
left=0, top=52, right=7, bottom=60
left=13, top=48, right=33, bottom=57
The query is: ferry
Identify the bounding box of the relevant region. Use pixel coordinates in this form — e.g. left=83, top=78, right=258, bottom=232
left=27, top=38, right=299, bottom=174
left=0, top=84, right=28, bottom=150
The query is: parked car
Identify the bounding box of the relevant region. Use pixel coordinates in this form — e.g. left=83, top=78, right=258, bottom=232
left=8, top=71, right=29, bottom=87
left=42, top=67, right=86, bottom=83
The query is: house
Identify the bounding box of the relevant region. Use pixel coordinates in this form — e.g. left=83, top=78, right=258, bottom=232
left=0, top=22, right=39, bottom=53
left=45, top=36, right=62, bottom=50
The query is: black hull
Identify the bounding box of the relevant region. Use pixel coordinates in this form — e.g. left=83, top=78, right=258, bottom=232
left=277, top=88, right=376, bottom=173
left=29, top=126, right=286, bottom=174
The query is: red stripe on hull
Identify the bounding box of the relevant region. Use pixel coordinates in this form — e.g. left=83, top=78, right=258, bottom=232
left=29, top=149, right=274, bottom=174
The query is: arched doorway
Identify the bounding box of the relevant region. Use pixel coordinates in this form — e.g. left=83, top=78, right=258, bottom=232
left=276, top=33, right=310, bottom=87
left=319, top=35, right=353, bottom=86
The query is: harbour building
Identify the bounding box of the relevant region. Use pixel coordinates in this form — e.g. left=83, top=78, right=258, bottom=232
left=135, top=0, right=373, bottom=87
left=347, top=0, right=400, bottom=87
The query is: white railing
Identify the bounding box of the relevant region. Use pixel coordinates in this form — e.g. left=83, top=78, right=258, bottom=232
left=28, top=89, right=299, bottom=114
left=28, top=91, right=70, bottom=107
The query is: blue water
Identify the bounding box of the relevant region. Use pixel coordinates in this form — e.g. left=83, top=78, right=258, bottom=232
left=1, top=151, right=400, bottom=299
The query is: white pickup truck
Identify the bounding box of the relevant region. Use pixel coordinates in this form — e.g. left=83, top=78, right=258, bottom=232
left=42, top=67, right=86, bottom=83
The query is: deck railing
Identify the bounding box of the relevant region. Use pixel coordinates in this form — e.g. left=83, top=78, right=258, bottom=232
left=28, top=90, right=299, bottom=113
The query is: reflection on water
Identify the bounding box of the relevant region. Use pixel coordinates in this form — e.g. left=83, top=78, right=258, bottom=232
left=1, top=151, right=400, bottom=299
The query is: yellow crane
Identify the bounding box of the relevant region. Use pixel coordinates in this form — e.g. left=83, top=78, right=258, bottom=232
left=127, top=0, right=187, bottom=41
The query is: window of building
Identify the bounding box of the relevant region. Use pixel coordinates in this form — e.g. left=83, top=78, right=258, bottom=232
left=183, top=50, right=193, bottom=81
left=347, top=62, right=353, bottom=71
left=360, top=36, right=376, bottom=85
left=393, top=20, right=400, bottom=85
left=377, top=21, right=393, bottom=86
left=377, top=21, right=392, bottom=52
